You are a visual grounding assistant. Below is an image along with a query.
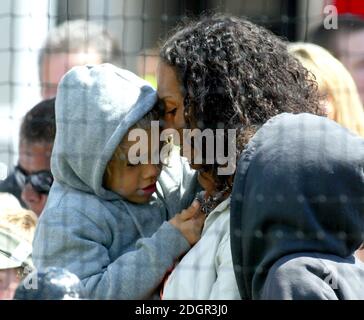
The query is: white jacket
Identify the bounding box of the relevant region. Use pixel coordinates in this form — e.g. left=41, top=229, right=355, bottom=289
left=162, top=197, right=240, bottom=299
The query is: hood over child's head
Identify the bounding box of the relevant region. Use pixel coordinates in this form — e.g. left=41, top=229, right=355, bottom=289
left=52, top=63, right=157, bottom=200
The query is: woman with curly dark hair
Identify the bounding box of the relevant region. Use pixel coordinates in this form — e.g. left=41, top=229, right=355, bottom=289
left=158, top=15, right=364, bottom=301
left=158, top=14, right=323, bottom=193
left=157, top=15, right=325, bottom=300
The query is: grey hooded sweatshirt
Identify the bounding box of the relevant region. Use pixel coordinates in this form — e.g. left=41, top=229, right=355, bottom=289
left=32, top=64, right=196, bottom=299
left=230, top=113, right=364, bottom=299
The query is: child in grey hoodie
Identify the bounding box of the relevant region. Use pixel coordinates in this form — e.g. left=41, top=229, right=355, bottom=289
left=32, top=64, right=204, bottom=299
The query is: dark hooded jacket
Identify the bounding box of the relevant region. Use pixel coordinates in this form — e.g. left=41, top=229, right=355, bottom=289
left=230, top=113, right=364, bottom=299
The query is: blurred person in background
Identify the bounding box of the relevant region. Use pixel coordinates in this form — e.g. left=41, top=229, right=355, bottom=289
left=288, top=42, right=364, bottom=137
left=39, top=19, right=122, bottom=99
left=137, top=48, right=159, bottom=89
left=310, top=14, right=364, bottom=105
left=0, top=208, right=37, bottom=300
left=0, top=98, right=55, bottom=216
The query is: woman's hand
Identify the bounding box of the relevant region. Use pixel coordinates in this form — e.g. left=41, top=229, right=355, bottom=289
left=169, top=200, right=206, bottom=245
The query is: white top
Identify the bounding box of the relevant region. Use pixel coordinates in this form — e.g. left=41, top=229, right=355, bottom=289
left=162, top=197, right=240, bottom=300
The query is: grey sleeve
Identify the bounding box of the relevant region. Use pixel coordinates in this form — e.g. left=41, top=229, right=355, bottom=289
left=261, top=257, right=338, bottom=300
left=33, top=209, right=190, bottom=300
left=158, top=149, right=200, bottom=216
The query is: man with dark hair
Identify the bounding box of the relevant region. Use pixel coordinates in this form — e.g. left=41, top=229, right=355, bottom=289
left=39, top=19, right=122, bottom=99
left=0, top=98, right=56, bottom=216
left=310, top=14, right=364, bottom=104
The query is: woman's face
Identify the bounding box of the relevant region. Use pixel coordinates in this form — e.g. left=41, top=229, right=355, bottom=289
left=156, top=61, right=186, bottom=131
left=157, top=60, right=219, bottom=196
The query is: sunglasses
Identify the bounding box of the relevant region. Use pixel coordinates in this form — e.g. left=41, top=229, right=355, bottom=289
left=14, top=165, right=54, bottom=194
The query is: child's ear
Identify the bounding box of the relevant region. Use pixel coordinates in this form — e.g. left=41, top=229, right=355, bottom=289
left=103, top=146, right=125, bottom=189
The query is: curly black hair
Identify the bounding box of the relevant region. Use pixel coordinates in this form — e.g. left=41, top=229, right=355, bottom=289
left=160, top=15, right=324, bottom=191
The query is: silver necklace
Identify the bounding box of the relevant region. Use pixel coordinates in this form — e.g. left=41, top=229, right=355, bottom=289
left=195, top=185, right=231, bottom=216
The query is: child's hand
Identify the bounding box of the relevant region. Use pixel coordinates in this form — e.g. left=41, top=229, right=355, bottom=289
left=169, top=200, right=206, bottom=245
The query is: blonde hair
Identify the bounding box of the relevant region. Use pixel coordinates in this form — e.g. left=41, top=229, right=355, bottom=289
left=0, top=209, right=38, bottom=243
left=288, top=42, right=364, bottom=137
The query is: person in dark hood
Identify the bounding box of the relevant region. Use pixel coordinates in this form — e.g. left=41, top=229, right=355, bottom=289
left=230, top=112, right=364, bottom=299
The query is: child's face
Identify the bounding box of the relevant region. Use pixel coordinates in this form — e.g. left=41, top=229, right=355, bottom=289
left=104, top=130, right=161, bottom=204
left=156, top=61, right=186, bottom=131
